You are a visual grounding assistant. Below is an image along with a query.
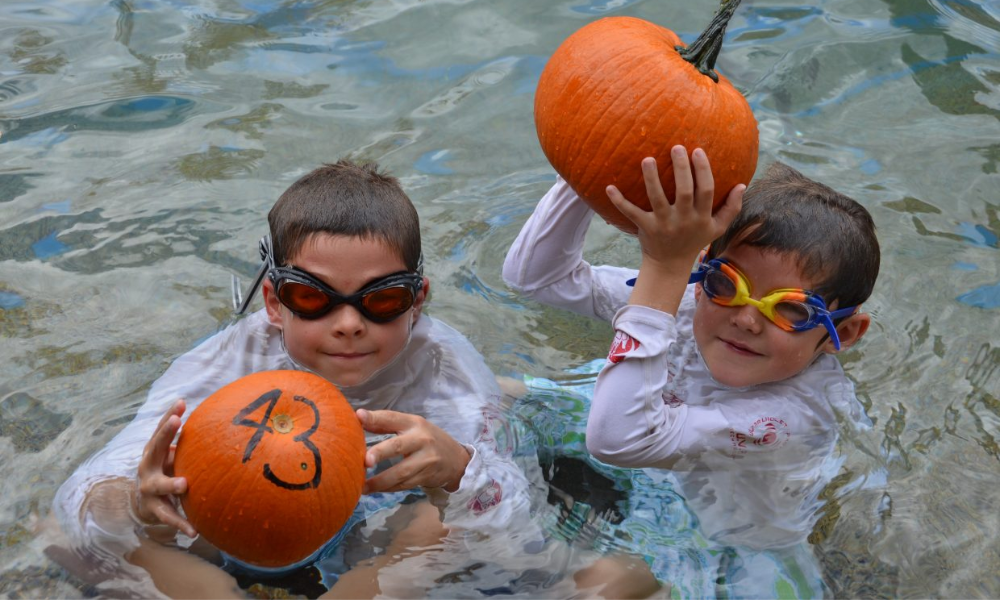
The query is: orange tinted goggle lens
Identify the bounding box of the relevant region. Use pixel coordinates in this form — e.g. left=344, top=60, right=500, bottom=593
left=277, top=280, right=415, bottom=321
left=361, top=287, right=414, bottom=319
left=278, top=282, right=330, bottom=316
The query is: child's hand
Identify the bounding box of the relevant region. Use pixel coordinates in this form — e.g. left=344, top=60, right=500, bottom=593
left=134, top=400, right=197, bottom=538
left=607, top=146, right=744, bottom=269
left=358, top=409, right=471, bottom=494
left=607, top=146, right=744, bottom=316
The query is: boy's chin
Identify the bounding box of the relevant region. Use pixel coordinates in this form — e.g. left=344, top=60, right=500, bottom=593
left=322, top=370, right=374, bottom=389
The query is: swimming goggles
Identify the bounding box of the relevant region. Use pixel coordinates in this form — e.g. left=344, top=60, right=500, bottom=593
left=232, top=235, right=423, bottom=323
left=625, top=257, right=856, bottom=350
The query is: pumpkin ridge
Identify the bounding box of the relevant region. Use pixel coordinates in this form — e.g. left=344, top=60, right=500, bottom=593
left=563, top=71, right=655, bottom=197
left=578, top=65, right=677, bottom=200
left=537, top=20, right=653, bottom=165
left=198, top=446, right=254, bottom=534
left=556, top=44, right=659, bottom=177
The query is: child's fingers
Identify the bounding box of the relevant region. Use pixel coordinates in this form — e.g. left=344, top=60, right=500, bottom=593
left=148, top=400, right=184, bottom=445
left=690, top=148, right=715, bottom=213
left=670, top=145, right=694, bottom=203
left=364, top=457, right=432, bottom=493
left=713, top=184, right=746, bottom=232
left=365, top=431, right=417, bottom=468
left=140, top=472, right=187, bottom=497
left=640, top=157, right=669, bottom=213
left=606, top=185, right=648, bottom=227
left=141, top=415, right=181, bottom=473
left=149, top=500, right=196, bottom=538
left=357, top=408, right=413, bottom=435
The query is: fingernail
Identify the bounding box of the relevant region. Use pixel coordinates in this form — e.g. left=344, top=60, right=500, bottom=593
left=693, top=148, right=705, bottom=158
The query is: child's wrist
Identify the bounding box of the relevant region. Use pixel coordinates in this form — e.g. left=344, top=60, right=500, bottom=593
left=638, top=255, right=696, bottom=279
left=442, top=445, right=472, bottom=493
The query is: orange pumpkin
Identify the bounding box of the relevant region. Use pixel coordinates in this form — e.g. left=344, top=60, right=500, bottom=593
left=534, top=0, right=758, bottom=233
left=173, top=370, right=366, bottom=568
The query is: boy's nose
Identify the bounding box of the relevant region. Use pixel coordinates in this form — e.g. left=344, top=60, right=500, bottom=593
left=731, top=304, right=763, bottom=334
left=328, top=304, right=367, bottom=337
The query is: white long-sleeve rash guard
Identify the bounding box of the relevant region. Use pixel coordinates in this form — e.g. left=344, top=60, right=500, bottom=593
left=54, top=310, right=535, bottom=560
left=503, top=177, right=867, bottom=550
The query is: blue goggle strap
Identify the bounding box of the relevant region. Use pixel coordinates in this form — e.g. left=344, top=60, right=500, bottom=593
left=625, top=270, right=705, bottom=288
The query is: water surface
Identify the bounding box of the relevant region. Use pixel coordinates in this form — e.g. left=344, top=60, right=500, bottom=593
left=1, top=0, right=999, bottom=597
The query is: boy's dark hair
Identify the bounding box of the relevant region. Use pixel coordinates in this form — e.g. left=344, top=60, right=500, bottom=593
left=707, top=162, right=880, bottom=310
left=268, top=160, right=421, bottom=272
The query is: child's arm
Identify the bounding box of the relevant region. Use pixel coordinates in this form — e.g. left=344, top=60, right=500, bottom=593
left=360, top=403, right=534, bottom=533
left=502, top=176, right=635, bottom=321
left=586, top=147, right=748, bottom=468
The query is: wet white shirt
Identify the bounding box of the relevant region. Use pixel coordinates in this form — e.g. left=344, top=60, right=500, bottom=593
left=503, top=177, right=867, bottom=550
left=53, top=310, right=533, bottom=557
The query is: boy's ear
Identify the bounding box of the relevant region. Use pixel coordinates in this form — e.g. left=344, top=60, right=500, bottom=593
left=262, top=279, right=284, bottom=329
left=822, top=312, right=870, bottom=354
left=413, top=277, right=430, bottom=319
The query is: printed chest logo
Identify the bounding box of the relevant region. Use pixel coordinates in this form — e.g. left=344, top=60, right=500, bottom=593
left=729, top=416, right=790, bottom=458
left=608, top=331, right=640, bottom=364
left=468, top=479, right=503, bottom=515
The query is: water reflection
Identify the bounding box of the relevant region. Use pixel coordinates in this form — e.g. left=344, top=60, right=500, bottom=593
left=2, top=0, right=1000, bottom=597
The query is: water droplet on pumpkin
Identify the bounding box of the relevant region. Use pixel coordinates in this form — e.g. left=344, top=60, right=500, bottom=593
left=640, top=126, right=647, bottom=136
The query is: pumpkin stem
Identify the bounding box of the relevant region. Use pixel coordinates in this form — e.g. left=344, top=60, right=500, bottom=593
left=676, top=0, right=743, bottom=83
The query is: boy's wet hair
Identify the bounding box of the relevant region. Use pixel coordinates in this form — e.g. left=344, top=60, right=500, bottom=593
left=268, top=160, right=421, bottom=272
left=707, top=162, right=880, bottom=309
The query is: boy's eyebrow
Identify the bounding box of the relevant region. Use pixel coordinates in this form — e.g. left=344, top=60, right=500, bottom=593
left=290, top=264, right=411, bottom=291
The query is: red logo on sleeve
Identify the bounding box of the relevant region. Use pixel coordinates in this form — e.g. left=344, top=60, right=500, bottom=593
left=608, top=331, right=640, bottom=364
left=468, top=479, right=503, bottom=515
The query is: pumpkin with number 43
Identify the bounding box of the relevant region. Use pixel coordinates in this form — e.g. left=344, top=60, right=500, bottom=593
left=534, top=0, right=758, bottom=233
left=173, top=370, right=366, bottom=568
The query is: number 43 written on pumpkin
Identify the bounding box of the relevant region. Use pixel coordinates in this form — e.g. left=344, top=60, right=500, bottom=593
left=231, top=389, right=323, bottom=491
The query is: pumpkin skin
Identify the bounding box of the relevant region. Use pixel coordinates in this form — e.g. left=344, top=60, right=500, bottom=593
left=534, top=13, right=759, bottom=234
left=173, top=370, right=366, bottom=569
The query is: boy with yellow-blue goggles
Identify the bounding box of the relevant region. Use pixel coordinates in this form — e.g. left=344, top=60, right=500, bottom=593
left=627, top=257, right=857, bottom=350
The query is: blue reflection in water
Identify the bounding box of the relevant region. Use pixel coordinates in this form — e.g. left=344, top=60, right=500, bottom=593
left=41, top=200, right=72, bottom=214
left=570, top=0, right=643, bottom=15
left=0, top=291, right=25, bottom=310
left=31, top=232, right=69, bottom=259
left=957, top=282, right=1000, bottom=309
left=956, top=222, right=999, bottom=248
left=1, top=96, right=196, bottom=145
left=414, top=149, right=455, bottom=175
left=952, top=262, right=980, bottom=271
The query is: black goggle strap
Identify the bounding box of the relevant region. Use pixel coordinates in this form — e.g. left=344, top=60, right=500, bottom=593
left=233, top=234, right=275, bottom=316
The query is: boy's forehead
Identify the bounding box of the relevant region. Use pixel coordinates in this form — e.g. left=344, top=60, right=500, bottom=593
left=717, top=243, right=820, bottom=288
left=292, top=232, right=405, bottom=262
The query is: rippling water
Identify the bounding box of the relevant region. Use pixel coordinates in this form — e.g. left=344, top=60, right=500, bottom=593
left=1, top=0, right=999, bottom=597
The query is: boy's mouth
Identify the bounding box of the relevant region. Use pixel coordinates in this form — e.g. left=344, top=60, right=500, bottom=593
left=327, top=351, right=373, bottom=360
left=721, top=338, right=762, bottom=356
